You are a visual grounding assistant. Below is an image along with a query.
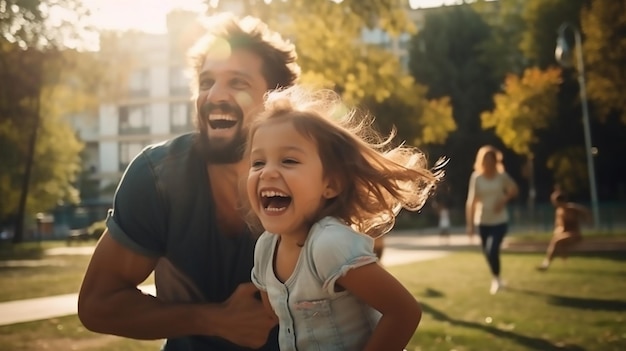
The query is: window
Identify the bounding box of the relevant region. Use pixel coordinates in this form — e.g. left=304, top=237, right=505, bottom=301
left=119, top=105, right=150, bottom=134
left=170, top=102, right=193, bottom=134
left=170, top=66, right=189, bottom=96
left=129, top=69, right=149, bottom=96
left=119, top=142, right=146, bottom=171
left=398, top=33, right=411, bottom=50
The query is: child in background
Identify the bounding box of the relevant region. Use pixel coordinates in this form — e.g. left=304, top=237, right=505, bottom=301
left=537, top=189, right=592, bottom=271
left=247, top=86, right=443, bottom=351
left=432, top=187, right=452, bottom=245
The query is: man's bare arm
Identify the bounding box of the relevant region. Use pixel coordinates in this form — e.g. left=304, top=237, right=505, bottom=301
left=78, top=231, right=275, bottom=348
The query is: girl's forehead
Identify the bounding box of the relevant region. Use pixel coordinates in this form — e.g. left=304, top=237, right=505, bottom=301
left=254, top=119, right=304, bottom=138
left=251, top=119, right=314, bottom=146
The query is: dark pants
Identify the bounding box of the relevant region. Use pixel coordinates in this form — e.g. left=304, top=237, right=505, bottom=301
left=478, top=223, right=508, bottom=277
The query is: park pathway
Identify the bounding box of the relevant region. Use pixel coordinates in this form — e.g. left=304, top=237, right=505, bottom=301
left=0, top=231, right=476, bottom=326
left=5, top=230, right=620, bottom=327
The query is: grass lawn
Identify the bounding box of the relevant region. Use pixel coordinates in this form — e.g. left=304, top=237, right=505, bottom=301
left=396, top=251, right=626, bottom=351
left=0, top=241, right=154, bottom=302
left=1, top=247, right=625, bottom=350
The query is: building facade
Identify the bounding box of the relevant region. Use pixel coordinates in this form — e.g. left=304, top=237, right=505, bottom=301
left=77, top=3, right=432, bottom=205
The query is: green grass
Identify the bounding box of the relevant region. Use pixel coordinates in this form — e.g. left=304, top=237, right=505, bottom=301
left=0, top=255, right=93, bottom=302
left=393, top=251, right=626, bottom=351
left=0, top=241, right=153, bottom=302
left=1, top=242, right=625, bottom=350
left=0, top=315, right=163, bottom=351
left=0, top=240, right=65, bottom=260
left=509, top=229, right=626, bottom=244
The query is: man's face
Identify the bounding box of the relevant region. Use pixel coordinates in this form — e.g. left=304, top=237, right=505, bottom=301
left=196, top=46, right=269, bottom=164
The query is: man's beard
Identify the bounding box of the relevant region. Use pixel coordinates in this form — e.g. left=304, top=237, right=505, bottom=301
left=199, top=129, right=247, bottom=164
left=198, top=101, right=247, bottom=164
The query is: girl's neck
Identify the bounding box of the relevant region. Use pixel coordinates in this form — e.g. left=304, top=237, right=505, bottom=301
left=279, top=231, right=308, bottom=248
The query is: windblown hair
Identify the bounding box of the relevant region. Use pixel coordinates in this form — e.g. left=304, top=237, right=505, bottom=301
left=246, top=86, right=444, bottom=238
left=187, top=12, right=300, bottom=96
left=473, top=145, right=505, bottom=174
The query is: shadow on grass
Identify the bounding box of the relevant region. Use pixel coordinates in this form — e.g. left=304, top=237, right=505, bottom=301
left=506, top=287, right=626, bottom=312
left=570, top=251, right=626, bottom=262
left=420, top=302, right=585, bottom=351
left=420, top=288, right=445, bottom=298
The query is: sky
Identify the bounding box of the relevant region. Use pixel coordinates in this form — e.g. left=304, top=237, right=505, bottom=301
left=82, top=0, right=208, bottom=33
left=82, top=0, right=467, bottom=33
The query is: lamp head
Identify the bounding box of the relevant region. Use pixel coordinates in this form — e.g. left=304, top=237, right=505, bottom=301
left=555, top=36, right=574, bottom=67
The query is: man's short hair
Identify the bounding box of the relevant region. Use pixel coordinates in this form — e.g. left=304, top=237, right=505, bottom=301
left=187, top=13, right=300, bottom=95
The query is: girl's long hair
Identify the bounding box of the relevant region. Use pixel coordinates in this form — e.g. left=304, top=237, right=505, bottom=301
left=246, top=86, right=445, bottom=238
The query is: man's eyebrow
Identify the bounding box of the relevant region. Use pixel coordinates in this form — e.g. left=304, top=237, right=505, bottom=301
left=199, top=70, right=254, bottom=80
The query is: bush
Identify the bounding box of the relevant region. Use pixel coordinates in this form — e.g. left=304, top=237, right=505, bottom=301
left=87, top=219, right=106, bottom=239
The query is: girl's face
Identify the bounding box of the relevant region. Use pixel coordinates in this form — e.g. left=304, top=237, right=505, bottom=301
left=247, top=120, right=337, bottom=241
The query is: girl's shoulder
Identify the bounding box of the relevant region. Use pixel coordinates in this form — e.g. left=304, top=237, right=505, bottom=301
left=256, top=231, right=278, bottom=250
left=309, top=217, right=373, bottom=247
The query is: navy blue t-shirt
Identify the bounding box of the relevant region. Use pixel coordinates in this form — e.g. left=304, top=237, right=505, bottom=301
left=106, top=133, right=278, bottom=351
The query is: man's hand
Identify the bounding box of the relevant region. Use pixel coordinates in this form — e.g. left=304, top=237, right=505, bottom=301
left=217, top=283, right=277, bottom=349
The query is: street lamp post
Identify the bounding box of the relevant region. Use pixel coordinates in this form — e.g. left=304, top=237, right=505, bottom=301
left=555, top=22, right=600, bottom=228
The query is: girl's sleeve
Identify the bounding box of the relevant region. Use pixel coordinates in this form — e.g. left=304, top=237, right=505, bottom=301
left=309, top=223, right=377, bottom=296
left=251, top=232, right=273, bottom=291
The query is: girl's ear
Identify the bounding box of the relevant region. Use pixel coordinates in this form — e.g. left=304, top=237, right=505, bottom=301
left=323, top=179, right=341, bottom=199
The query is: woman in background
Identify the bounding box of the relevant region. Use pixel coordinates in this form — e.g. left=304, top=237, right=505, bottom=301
left=466, top=145, right=518, bottom=294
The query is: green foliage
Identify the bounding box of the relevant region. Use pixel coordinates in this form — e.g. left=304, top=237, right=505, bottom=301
left=581, top=0, right=626, bottom=124
left=473, top=0, right=527, bottom=79
left=519, top=0, right=585, bottom=68
left=481, top=67, right=562, bottom=156
left=0, top=0, right=90, bottom=48
left=209, top=0, right=453, bottom=147
left=546, top=146, right=589, bottom=197
left=87, top=219, right=106, bottom=239
left=0, top=47, right=101, bottom=226
left=407, top=4, right=500, bottom=205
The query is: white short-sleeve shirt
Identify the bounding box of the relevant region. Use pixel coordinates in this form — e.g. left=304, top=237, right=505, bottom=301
left=468, top=171, right=515, bottom=225
left=251, top=216, right=381, bottom=351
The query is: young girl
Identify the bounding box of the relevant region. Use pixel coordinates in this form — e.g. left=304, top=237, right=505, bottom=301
left=537, top=189, right=592, bottom=270
left=246, top=86, right=443, bottom=351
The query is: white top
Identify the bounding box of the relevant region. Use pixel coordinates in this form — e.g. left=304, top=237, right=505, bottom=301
left=467, top=171, right=516, bottom=225
left=251, top=216, right=381, bottom=351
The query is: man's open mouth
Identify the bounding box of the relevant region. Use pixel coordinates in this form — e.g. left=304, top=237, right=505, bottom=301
left=208, top=114, right=238, bottom=129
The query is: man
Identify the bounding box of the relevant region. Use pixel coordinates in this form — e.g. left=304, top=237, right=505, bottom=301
left=78, top=13, right=300, bottom=351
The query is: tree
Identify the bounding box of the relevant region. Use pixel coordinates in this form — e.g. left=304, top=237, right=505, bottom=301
left=207, top=0, right=455, bottom=147
left=581, top=0, right=626, bottom=124
left=0, top=0, right=90, bottom=48
left=481, top=66, right=561, bottom=222
left=0, top=0, right=95, bottom=242
left=473, top=0, right=527, bottom=79
left=519, top=0, right=585, bottom=69
left=518, top=0, right=626, bottom=202
left=407, top=3, right=500, bottom=206
left=481, top=67, right=562, bottom=157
